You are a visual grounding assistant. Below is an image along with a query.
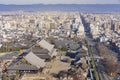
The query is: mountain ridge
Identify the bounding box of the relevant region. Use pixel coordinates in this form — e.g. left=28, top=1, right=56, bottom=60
left=0, top=4, right=120, bottom=13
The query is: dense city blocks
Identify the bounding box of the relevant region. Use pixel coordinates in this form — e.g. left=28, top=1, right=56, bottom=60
left=0, top=7, right=120, bottom=80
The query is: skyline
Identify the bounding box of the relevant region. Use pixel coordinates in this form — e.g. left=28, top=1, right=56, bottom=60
left=0, top=0, right=120, bottom=4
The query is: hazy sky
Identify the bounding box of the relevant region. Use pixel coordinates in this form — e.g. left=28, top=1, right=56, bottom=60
left=0, top=0, right=120, bottom=4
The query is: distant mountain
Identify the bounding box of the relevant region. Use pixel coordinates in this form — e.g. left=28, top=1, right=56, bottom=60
left=0, top=4, right=120, bottom=13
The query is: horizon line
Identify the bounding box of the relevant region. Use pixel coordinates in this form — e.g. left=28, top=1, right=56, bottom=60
left=0, top=3, right=120, bottom=5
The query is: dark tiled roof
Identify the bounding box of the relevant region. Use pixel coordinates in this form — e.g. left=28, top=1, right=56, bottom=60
left=69, top=43, right=80, bottom=51
left=7, top=63, right=38, bottom=70
left=7, top=51, right=46, bottom=71
left=36, top=54, right=51, bottom=59
left=0, top=52, right=18, bottom=60
left=32, top=49, right=49, bottom=54
left=55, top=40, right=67, bottom=46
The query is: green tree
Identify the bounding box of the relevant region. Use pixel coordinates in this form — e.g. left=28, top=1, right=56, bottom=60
left=15, top=70, right=20, bottom=77
left=2, top=74, right=10, bottom=80
left=61, top=46, right=68, bottom=51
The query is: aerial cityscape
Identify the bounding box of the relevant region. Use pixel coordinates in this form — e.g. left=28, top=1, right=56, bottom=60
left=0, top=0, right=120, bottom=80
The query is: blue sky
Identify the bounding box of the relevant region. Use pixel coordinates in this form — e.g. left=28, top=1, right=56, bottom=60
left=0, top=0, right=120, bottom=4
